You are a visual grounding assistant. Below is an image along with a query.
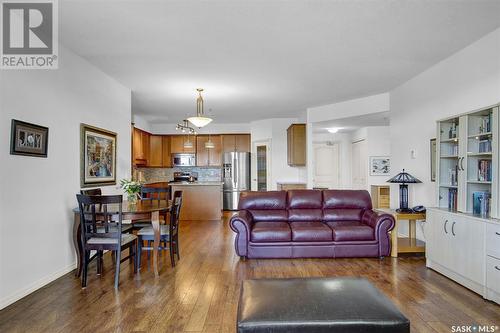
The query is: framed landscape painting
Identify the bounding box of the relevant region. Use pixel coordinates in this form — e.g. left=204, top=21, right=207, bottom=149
left=10, top=119, right=49, bottom=157
left=369, top=156, right=390, bottom=176
left=80, top=124, right=117, bottom=188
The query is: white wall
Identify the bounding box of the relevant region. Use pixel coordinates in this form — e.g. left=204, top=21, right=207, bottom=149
left=132, top=114, right=152, bottom=132
left=307, top=93, right=390, bottom=123
left=250, top=118, right=305, bottom=190
left=0, top=45, right=132, bottom=309
left=352, top=126, right=391, bottom=189
left=390, top=28, right=500, bottom=239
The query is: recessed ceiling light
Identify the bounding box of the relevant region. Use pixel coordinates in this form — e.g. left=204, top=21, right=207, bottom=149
left=327, top=127, right=343, bottom=133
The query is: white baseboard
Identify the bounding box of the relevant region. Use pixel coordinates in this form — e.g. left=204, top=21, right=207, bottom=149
left=0, top=262, right=76, bottom=310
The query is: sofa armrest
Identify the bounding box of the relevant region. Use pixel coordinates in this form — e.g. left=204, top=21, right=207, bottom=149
left=362, top=209, right=395, bottom=257
left=230, top=210, right=254, bottom=257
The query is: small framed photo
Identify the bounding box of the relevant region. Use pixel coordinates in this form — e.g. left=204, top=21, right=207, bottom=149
left=370, top=156, right=390, bottom=176
left=10, top=119, right=49, bottom=157
left=80, top=124, right=117, bottom=188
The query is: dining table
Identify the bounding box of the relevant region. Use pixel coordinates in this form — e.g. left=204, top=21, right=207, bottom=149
left=72, top=199, right=171, bottom=277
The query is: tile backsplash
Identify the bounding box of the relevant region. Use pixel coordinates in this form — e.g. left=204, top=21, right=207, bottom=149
left=137, top=167, right=222, bottom=183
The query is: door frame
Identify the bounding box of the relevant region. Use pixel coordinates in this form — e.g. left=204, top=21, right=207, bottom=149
left=251, top=139, right=272, bottom=191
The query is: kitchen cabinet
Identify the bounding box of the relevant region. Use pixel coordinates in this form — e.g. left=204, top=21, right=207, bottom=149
left=222, top=134, right=251, bottom=153
left=170, top=135, right=196, bottom=154
left=149, top=135, right=163, bottom=167
left=162, top=136, right=171, bottom=167
left=132, top=127, right=150, bottom=166
left=287, top=124, right=306, bottom=166
left=196, top=135, right=222, bottom=166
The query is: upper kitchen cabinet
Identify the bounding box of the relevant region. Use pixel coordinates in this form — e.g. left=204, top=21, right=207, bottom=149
left=170, top=135, right=196, bottom=154
left=287, top=124, right=306, bottom=166
left=149, top=135, right=163, bottom=167
left=132, top=127, right=150, bottom=167
left=222, top=134, right=251, bottom=153
left=149, top=135, right=172, bottom=168
left=196, top=135, right=222, bottom=166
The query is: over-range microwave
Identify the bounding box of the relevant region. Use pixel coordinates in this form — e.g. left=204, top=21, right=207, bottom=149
left=172, top=153, right=196, bottom=167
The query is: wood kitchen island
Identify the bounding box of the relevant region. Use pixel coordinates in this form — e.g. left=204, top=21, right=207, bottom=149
left=169, top=182, right=223, bottom=221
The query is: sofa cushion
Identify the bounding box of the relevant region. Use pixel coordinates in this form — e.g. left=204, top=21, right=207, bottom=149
left=290, top=222, right=333, bottom=242
left=327, top=222, right=375, bottom=241
left=323, top=208, right=363, bottom=222
left=251, top=222, right=291, bottom=243
left=249, top=210, right=288, bottom=222
left=287, top=190, right=323, bottom=209
left=323, top=190, right=372, bottom=209
left=288, top=209, right=322, bottom=222
left=239, top=191, right=286, bottom=210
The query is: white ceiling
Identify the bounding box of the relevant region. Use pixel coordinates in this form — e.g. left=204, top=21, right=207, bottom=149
left=60, top=0, right=500, bottom=124
left=313, top=111, right=390, bottom=133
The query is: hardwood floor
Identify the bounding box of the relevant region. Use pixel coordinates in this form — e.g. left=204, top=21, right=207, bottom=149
left=1, top=215, right=499, bottom=333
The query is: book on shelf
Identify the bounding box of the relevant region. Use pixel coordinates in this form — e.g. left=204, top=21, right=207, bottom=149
left=448, top=166, right=458, bottom=186
left=448, top=188, right=458, bottom=210
left=472, top=191, right=490, bottom=216
left=478, top=139, right=492, bottom=153
left=479, top=113, right=492, bottom=133
left=477, top=159, right=492, bottom=182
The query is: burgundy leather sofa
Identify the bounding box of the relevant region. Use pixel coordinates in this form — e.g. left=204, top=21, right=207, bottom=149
left=229, top=189, right=395, bottom=259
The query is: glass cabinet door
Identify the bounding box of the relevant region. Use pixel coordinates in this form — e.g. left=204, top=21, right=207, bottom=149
left=438, top=117, right=460, bottom=211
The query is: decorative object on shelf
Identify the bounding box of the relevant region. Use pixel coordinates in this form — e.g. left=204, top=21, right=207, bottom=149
left=80, top=124, right=117, bottom=188
left=369, top=156, right=390, bottom=176
left=205, top=134, right=215, bottom=149
left=387, top=169, right=421, bottom=213
left=430, top=138, right=436, bottom=182
left=10, top=119, right=49, bottom=157
left=187, top=88, right=213, bottom=128
left=120, top=178, right=142, bottom=204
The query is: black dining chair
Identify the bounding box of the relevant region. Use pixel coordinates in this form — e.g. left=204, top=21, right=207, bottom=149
left=132, top=186, right=170, bottom=229
left=137, top=190, right=182, bottom=268
left=76, top=194, right=138, bottom=289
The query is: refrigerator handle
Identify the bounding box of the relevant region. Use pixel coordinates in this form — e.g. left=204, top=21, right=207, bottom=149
left=232, top=155, right=237, bottom=189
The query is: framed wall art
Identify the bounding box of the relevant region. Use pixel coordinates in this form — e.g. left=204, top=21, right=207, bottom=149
left=369, top=156, right=390, bottom=176
left=10, top=119, right=49, bottom=157
left=80, top=124, right=117, bottom=187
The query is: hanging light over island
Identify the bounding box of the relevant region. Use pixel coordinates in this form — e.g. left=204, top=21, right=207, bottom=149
left=187, top=88, right=213, bottom=128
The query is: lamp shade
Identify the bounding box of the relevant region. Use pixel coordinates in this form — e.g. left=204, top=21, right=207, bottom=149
left=187, top=116, right=213, bottom=128
left=387, top=169, right=421, bottom=184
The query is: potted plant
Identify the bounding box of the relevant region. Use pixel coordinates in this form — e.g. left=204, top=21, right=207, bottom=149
left=120, top=178, right=142, bottom=204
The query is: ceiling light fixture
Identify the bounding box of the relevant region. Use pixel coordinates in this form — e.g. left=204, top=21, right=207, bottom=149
left=187, top=88, right=213, bottom=128
left=327, top=127, right=343, bottom=134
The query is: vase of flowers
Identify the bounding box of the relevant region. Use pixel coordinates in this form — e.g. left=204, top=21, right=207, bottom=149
left=120, top=178, right=142, bottom=204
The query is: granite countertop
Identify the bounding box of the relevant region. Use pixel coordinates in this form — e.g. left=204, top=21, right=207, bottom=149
left=168, top=181, right=223, bottom=186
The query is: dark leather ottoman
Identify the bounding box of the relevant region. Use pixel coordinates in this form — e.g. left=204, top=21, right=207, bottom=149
left=237, top=277, right=410, bottom=333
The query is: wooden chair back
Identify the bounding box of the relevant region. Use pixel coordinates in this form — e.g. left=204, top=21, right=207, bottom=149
left=140, top=187, right=169, bottom=202
left=76, top=194, right=123, bottom=250
left=169, top=191, right=183, bottom=236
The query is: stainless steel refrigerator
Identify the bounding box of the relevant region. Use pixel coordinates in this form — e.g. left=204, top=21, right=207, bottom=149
left=223, top=152, right=251, bottom=210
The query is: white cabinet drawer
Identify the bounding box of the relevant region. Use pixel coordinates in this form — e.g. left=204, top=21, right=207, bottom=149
left=486, top=256, right=500, bottom=294
left=486, top=224, right=500, bottom=259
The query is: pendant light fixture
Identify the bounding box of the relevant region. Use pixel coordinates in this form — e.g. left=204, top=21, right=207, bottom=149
left=205, top=134, right=215, bottom=149
left=187, top=88, right=213, bottom=128
left=175, top=120, right=196, bottom=148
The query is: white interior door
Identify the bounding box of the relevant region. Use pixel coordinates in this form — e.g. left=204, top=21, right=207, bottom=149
left=351, top=139, right=367, bottom=190
left=313, top=143, right=340, bottom=189
left=251, top=140, right=271, bottom=191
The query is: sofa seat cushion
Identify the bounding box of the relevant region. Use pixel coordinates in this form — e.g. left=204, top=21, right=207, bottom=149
left=327, top=222, right=374, bottom=241
left=251, top=222, right=291, bottom=243
left=290, top=222, right=333, bottom=242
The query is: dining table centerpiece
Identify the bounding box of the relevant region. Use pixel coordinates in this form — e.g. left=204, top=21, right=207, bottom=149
left=120, top=178, right=142, bottom=204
